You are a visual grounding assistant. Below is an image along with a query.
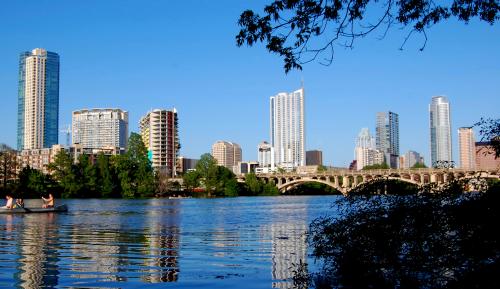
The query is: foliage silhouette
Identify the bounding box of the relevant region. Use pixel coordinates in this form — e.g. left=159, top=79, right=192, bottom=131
left=237, top=0, right=500, bottom=72
left=296, top=179, right=500, bottom=289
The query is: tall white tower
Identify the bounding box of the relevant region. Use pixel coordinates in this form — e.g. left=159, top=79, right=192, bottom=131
left=430, top=96, right=452, bottom=167
left=270, top=87, right=305, bottom=169
left=18, top=48, right=60, bottom=150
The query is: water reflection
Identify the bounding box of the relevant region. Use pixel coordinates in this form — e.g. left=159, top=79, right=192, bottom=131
left=143, top=199, right=180, bottom=283
left=0, top=197, right=336, bottom=288
left=15, top=213, right=60, bottom=288
left=270, top=204, right=308, bottom=289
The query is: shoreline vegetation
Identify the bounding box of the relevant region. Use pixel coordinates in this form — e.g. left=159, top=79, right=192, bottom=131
left=294, top=180, right=500, bottom=289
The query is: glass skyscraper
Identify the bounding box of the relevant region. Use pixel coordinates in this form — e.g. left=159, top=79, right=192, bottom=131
left=17, top=48, right=60, bottom=150
left=429, top=96, right=452, bottom=167
left=376, top=111, right=400, bottom=168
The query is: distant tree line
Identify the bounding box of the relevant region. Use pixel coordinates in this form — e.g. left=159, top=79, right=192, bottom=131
left=7, top=133, right=156, bottom=199
left=182, top=153, right=281, bottom=197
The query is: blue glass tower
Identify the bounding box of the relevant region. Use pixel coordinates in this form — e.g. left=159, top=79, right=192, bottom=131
left=17, top=49, right=59, bottom=150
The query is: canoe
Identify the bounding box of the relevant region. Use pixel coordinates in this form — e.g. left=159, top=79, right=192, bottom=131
left=0, top=204, right=68, bottom=214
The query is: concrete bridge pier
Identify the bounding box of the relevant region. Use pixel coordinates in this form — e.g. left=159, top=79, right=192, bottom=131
left=430, top=174, right=437, bottom=184
left=343, top=176, right=349, bottom=190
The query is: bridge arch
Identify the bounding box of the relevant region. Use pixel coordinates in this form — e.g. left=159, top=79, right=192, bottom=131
left=277, top=178, right=345, bottom=195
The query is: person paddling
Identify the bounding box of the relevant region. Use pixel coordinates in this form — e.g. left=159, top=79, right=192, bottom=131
left=42, top=193, right=54, bottom=208
left=1, top=194, right=14, bottom=209
left=14, top=197, right=24, bottom=208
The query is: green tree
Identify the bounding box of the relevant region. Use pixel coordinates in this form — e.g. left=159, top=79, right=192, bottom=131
left=183, top=170, right=201, bottom=192
left=317, top=165, right=327, bottom=172
left=214, top=166, right=238, bottom=197
left=116, top=133, right=155, bottom=198
left=237, top=0, right=499, bottom=72
left=96, top=153, right=115, bottom=198
left=76, top=154, right=99, bottom=198
left=245, top=173, right=263, bottom=195
left=196, top=153, right=219, bottom=196
left=114, top=155, right=135, bottom=198
left=362, top=163, right=389, bottom=170
left=48, top=150, right=82, bottom=198
left=16, top=167, right=57, bottom=199
left=411, top=162, right=427, bottom=169
left=262, top=182, right=280, bottom=196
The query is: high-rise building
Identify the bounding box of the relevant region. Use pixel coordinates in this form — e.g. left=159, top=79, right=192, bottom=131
left=376, top=111, right=399, bottom=168
left=270, top=87, right=305, bottom=170
left=306, top=150, right=323, bottom=166
left=258, top=141, right=272, bottom=168
left=139, top=109, right=180, bottom=177
left=458, top=127, right=476, bottom=170
left=211, top=141, right=242, bottom=172
left=72, top=109, right=128, bottom=150
left=17, top=48, right=60, bottom=150
left=354, top=128, right=383, bottom=170
left=430, top=96, right=452, bottom=167
left=403, top=150, right=423, bottom=168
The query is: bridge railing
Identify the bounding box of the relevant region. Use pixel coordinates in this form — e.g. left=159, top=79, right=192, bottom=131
left=254, top=168, right=498, bottom=178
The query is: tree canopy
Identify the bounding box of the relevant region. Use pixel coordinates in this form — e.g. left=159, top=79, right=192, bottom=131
left=237, top=0, right=500, bottom=72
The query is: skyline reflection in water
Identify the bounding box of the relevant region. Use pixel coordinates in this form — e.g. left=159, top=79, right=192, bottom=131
left=0, top=196, right=338, bottom=288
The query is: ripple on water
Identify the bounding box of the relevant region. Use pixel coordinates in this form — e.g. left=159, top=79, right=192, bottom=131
left=0, top=196, right=340, bottom=288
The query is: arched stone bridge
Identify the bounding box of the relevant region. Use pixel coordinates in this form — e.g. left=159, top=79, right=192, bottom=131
left=237, top=168, right=500, bottom=195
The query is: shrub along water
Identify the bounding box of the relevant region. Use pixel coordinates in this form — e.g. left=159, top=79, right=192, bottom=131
left=294, top=179, right=500, bottom=289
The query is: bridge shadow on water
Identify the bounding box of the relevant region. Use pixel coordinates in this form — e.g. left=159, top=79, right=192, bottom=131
left=282, top=182, right=344, bottom=196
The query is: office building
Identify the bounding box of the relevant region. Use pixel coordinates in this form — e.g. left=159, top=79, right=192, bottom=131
left=403, top=150, right=423, bottom=168
left=306, top=150, right=323, bottom=166
left=140, top=109, right=180, bottom=177
left=257, top=141, right=272, bottom=169
left=475, top=142, right=500, bottom=170
left=376, top=111, right=399, bottom=168
left=458, top=127, right=476, bottom=170
left=430, top=96, right=452, bottom=166
left=355, top=128, right=383, bottom=170
left=72, top=108, right=128, bottom=150
left=211, top=141, right=242, bottom=171
left=270, top=87, right=305, bottom=170
left=17, top=48, right=60, bottom=150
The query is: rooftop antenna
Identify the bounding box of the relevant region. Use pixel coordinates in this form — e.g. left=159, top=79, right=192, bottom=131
left=60, top=125, right=71, bottom=147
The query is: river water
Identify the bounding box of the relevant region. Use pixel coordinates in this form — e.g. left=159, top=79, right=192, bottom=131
left=0, top=196, right=340, bottom=288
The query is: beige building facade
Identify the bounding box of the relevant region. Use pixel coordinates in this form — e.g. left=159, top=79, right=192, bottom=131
left=211, top=141, right=242, bottom=171
left=458, top=127, right=476, bottom=169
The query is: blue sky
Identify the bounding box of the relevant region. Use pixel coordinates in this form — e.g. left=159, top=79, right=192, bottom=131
left=0, top=0, right=499, bottom=167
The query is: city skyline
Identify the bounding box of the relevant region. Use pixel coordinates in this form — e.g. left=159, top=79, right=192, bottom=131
left=1, top=1, right=499, bottom=167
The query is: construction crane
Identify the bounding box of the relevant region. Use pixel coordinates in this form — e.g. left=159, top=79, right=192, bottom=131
left=60, top=125, right=71, bottom=147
